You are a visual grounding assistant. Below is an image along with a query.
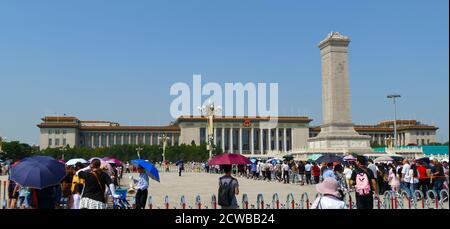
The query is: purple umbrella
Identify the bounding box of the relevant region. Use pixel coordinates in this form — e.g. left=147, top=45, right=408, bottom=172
left=343, top=155, right=356, bottom=162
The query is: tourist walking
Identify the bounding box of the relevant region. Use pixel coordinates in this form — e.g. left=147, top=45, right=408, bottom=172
left=416, top=161, right=429, bottom=194
left=388, top=165, right=400, bottom=192
left=312, top=163, right=320, bottom=184
left=343, top=165, right=353, bottom=190
left=431, top=159, right=445, bottom=198
left=76, top=159, right=117, bottom=209
left=349, top=156, right=378, bottom=209
left=131, top=165, right=149, bottom=209
left=218, top=165, right=239, bottom=209
left=298, top=161, right=305, bottom=185
left=408, top=164, right=419, bottom=196
left=400, top=159, right=411, bottom=194
left=282, top=161, right=290, bottom=184
left=311, top=178, right=345, bottom=209
left=305, top=162, right=312, bottom=185
left=291, top=162, right=299, bottom=184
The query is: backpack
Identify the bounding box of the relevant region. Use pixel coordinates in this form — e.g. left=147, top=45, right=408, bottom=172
left=355, top=170, right=371, bottom=196
left=218, top=177, right=236, bottom=207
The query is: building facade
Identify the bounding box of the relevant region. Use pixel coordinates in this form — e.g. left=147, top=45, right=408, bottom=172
left=38, top=116, right=438, bottom=155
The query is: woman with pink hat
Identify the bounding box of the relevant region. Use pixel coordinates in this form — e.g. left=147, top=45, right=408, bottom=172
left=311, top=178, right=345, bottom=209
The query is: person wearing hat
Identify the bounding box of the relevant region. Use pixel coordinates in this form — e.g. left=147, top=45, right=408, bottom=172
left=311, top=178, right=345, bottom=209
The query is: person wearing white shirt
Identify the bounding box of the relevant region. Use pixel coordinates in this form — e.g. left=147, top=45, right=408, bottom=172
left=401, top=160, right=411, bottom=194
left=367, top=159, right=378, bottom=179
left=343, top=165, right=353, bottom=190
left=408, top=164, right=419, bottom=197
left=131, top=166, right=149, bottom=209
left=305, top=162, right=313, bottom=185
left=311, top=178, right=345, bottom=209
left=282, top=162, right=290, bottom=184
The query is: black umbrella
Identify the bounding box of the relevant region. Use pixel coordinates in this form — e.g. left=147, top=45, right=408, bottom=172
left=283, top=155, right=294, bottom=160
left=415, top=157, right=430, bottom=164
left=315, top=154, right=344, bottom=164
left=175, top=160, right=184, bottom=165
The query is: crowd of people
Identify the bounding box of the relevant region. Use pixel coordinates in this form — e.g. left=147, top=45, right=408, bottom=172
left=3, top=159, right=153, bottom=209
left=2, top=155, right=448, bottom=210
left=214, top=156, right=449, bottom=209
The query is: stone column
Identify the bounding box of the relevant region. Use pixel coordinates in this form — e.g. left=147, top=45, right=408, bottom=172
left=221, top=128, right=225, bottom=152
left=121, top=134, right=124, bottom=145
left=283, top=128, right=287, bottom=153
left=239, top=128, right=243, bottom=154
left=275, top=128, right=279, bottom=152
left=229, top=128, right=233, bottom=153
left=106, top=134, right=109, bottom=146
left=128, top=134, right=131, bottom=145
left=250, top=128, right=254, bottom=155
left=268, top=129, right=272, bottom=151
left=260, top=129, right=264, bottom=154
left=213, top=128, right=217, bottom=146
left=171, top=134, right=175, bottom=146
left=150, top=133, right=153, bottom=145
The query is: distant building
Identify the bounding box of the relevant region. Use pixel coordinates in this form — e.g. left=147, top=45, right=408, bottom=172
left=37, top=116, right=439, bottom=156
left=310, top=120, right=439, bottom=147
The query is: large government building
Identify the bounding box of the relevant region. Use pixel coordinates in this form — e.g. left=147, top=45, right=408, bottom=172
left=37, top=116, right=438, bottom=156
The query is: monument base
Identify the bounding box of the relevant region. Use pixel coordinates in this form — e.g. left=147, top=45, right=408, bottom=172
left=307, top=134, right=373, bottom=155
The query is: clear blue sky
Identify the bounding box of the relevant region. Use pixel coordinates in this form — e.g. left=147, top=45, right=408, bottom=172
left=0, top=0, right=448, bottom=145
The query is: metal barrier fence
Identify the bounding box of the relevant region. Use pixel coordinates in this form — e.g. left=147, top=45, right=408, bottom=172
left=134, top=190, right=446, bottom=209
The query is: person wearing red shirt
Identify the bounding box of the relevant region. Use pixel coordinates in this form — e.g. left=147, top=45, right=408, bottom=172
left=312, top=163, right=321, bottom=184
left=416, top=161, right=429, bottom=194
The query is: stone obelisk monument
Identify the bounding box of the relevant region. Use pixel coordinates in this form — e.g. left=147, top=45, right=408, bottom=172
left=307, top=32, right=372, bottom=155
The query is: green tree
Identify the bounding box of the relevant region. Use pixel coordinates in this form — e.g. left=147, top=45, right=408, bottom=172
left=2, top=141, right=33, bottom=161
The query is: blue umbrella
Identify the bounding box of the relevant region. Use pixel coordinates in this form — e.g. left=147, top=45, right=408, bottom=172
left=250, top=158, right=257, bottom=163
left=10, top=156, right=66, bottom=189
left=131, top=159, right=160, bottom=182
left=175, top=160, right=184, bottom=166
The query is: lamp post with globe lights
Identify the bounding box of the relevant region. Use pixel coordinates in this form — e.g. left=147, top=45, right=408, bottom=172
left=198, top=101, right=222, bottom=159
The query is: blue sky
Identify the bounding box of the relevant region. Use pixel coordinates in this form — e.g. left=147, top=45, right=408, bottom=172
left=0, top=0, right=448, bottom=145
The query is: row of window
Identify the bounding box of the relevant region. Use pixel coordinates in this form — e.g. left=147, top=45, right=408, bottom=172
left=416, top=132, right=430, bottom=136
left=48, top=138, right=67, bottom=147
left=80, top=133, right=179, bottom=148
left=47, top=129, right=67, bottom=135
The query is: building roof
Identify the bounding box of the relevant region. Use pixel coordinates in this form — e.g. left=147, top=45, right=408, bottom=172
left=377, top=120, right=418, bottom=127
left=309, top=120, right=438, bottom=133
left=176, top=116, right=313, bottom=123
left=79, top=125, right=180, bottom=131
left=41, top=116, right=78, bottom=122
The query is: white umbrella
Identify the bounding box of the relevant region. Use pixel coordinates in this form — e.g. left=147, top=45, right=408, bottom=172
left=66, top=158, right=88, bottom=166
left=374, top=156, right=394, bottom=163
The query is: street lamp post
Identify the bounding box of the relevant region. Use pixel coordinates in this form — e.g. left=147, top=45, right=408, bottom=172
left=387, top=94, right=401, bottom=148
left=61, top=146, right=67, bottom=161
left=198, top=101, right=222, bottom=159
left=136, top=146, right=143, bottom=160
left=158, top=135, right=168, bottom=162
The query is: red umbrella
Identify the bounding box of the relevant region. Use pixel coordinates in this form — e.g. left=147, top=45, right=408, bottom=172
left=208, top=153, right=252, bottom=165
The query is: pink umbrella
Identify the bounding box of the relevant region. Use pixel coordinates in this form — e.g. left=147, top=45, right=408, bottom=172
left=102, top=157, right=123, bottom=166
left=208, top=153, right=252, bottom=165
left=100, top=160, right=113, bottom=176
